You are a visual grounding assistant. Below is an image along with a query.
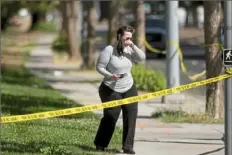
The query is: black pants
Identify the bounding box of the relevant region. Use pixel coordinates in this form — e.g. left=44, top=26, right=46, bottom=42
left=94, top=82, right=138, bottom=150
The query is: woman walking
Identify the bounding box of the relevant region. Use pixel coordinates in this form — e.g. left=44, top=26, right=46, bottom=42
left=94, top=25, right=145, bottom=154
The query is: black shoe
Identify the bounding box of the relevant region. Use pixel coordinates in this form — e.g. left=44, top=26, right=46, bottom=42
left=123, top=149, right=135, bottom=154
left=96, top=146, right=105, bottom=151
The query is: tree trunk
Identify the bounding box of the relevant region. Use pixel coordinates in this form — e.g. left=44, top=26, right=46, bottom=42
left=30, top=12, right=40, bottom=30
left=99, top=1, right=110, bottom=21
left=65, top=0, right=82, bottom=61
left=192, top=4, right=198, bottom=27
left=82, top=1, right=96, bottom=69
left=135, top=0, right=145, bottom=53
left=204, top=1, right=224, bottom=119
left=1, top=17, right=8, bottom=31
left=107, top=1, right=120, bottom=45
left=185, top=6, right=190, bottom=27
left=59, top=1, right=68, bottom=36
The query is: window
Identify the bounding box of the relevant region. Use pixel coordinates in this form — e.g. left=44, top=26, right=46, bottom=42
left=146, top=33, right=162, bottom=42
left=146, top=19, right=165, bottom=29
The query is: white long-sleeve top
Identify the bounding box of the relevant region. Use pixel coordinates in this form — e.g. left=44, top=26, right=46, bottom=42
left=96, top=44, right=145, bottom=93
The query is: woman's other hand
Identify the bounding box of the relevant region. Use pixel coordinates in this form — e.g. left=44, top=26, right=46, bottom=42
left=111, top=74, right=121, bottom=80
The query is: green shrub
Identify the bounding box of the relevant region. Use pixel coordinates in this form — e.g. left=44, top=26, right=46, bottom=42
left=34, top=21, right=57, bottom=32
left=52, top=34, right=83, bottom=53
left=52, top=34, right=68, bottom=52
left=152, top=110, right=224, bottom=124
left=131, top=64, right=166, bottom=92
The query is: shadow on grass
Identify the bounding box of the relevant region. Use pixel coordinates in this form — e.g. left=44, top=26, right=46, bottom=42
left=77, top=144, right=121, bottom=153
left=1, top=140, right=50, bottom=154
left=2, top=51, right=30, bottom=57
left=1, top=140, right=119, bottom=155
left=2, top=41, right=50, bottom=49
left=1, top=140, right=79, bottom=155
left=1, top=93, right=97, bottom=120
left=1, top=65, right=99, bottom=120
left=2, top=93, right=71, bottom=114
left=1, top=64, right=51, bottom=89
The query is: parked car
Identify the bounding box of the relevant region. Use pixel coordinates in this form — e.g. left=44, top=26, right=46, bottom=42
left=129, top=15, right=167, bottom=58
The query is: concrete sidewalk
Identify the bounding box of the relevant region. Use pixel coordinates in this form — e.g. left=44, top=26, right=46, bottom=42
left=25, top=33, right=225, bottom=155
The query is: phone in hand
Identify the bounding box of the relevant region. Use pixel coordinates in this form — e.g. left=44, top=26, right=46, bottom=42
left=119, top=73, right=127, bottom=78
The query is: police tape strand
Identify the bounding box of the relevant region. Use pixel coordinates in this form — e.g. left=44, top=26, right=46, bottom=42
left=143, top=39, right=224, bottom=81
left=171, top=41, right=207, bottom=81
left=1, top=72, right=232, bottom=124
left=138, top=37, right=227, bottom=81
left=82, top=36, right=223, bottom=81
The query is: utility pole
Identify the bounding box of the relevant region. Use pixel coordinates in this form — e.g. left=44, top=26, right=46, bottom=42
left=166, top=0, right=180, bottom=88
left=224, top=1, right=232, bottom=155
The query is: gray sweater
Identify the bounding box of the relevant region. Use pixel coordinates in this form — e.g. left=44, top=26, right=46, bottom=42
left=96, top=44, right=146, bottom=93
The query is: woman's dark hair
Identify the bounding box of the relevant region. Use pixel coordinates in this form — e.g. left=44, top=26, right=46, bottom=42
left=116, top=25, right=134, bottom=56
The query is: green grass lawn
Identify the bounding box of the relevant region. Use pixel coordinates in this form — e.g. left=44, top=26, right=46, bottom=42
left=152, top=110, right=224, bottom=124
left=1, top=32, right=122, bottom=155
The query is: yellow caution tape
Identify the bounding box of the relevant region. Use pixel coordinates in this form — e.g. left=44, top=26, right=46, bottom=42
left=226, top=67, right=232, bottom=74
left=143, top=39, right=166, bottom=54
left=143, top=39, right=225, bottom=81
left=73, top=35, right=229, bottom=82
left=170, top=42, right=207, bottom=81
left=1, top=73, right=231, bottom=124
left=143, top=38, right=206, bottom=81
left=81, top=36, right=224, bottom=81
left=204, top=43, right=224, bottom=49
